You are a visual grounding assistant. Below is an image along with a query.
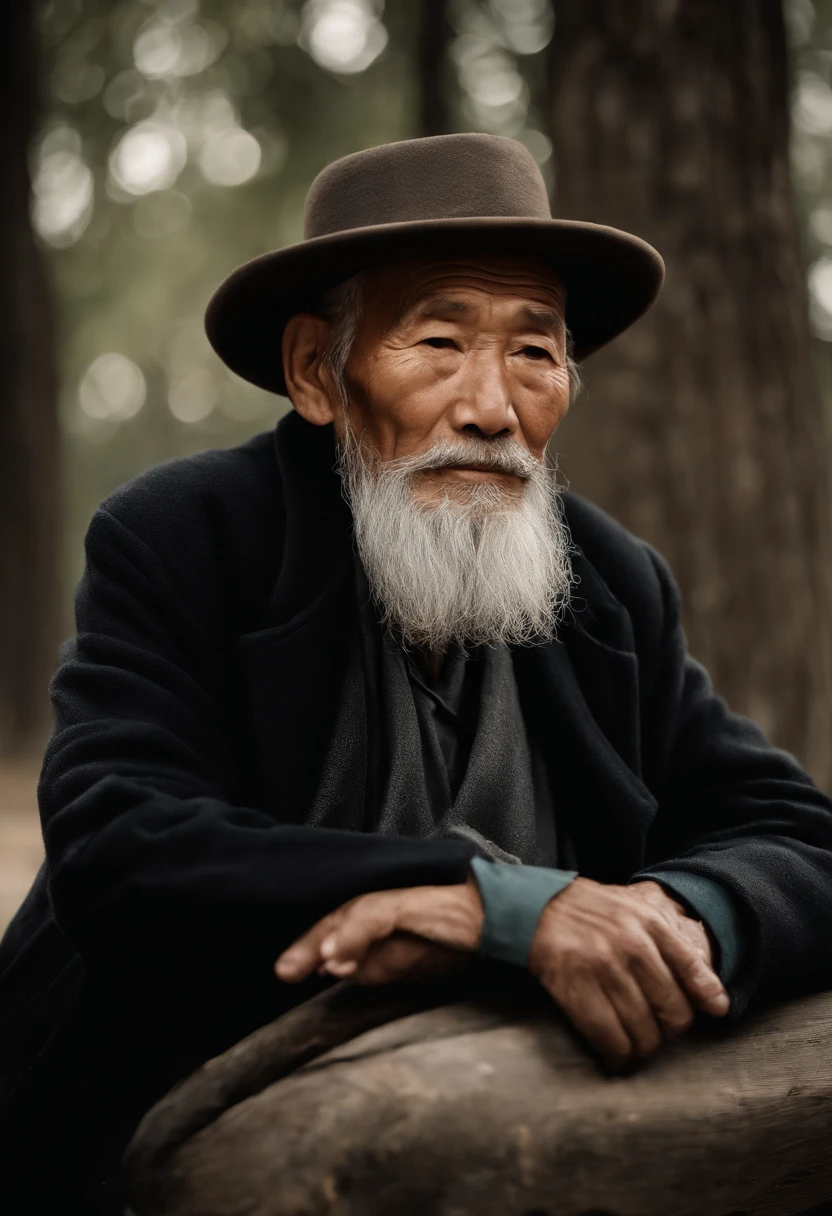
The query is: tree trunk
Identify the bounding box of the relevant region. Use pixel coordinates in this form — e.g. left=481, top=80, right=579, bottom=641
left=0, top=0, right=60, bottom=758
left=547, top=0, right=832, bottom=791
left=416, top=0, right=454, bottom=136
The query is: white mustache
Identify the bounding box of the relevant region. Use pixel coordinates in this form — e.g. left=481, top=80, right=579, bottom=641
left=380, top=438, right=541, bottom=482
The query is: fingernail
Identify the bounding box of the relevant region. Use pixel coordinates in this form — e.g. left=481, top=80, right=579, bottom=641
left=320, top=935, right=337, bottom=959
left=324, top=959, right=357, bottom=976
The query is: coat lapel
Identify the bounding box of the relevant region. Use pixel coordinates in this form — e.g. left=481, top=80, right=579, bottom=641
left=513, top=543, right=658, bottom=881
left=235, top=413, right=367, bottom=825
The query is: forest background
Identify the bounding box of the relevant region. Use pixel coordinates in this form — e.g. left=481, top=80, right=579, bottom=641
left=1, top=0, right=832, bottom=928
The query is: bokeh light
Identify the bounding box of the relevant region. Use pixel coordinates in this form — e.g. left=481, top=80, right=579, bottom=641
left=199, top=127, right=262, bottom=186
left=79, top=354, right=147, bottom=421
left=168, top=368, right=217, bottom=422
left=109, top=120, right=188, bottom=195
left=810, top=206, right=832, bottom=244
left=133, top=18, right=226, bottom=81
left=809, top=255, right=832, bottom=339
left=793, top=71, right=832, bottom=135
left=299, top=0, right=388, bottom=75
left=489, top=0, right=554, bottom=55
left=32, top=125, right=94, bottom=247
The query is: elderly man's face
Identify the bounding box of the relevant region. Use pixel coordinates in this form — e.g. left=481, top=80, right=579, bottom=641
left=284, top=255, right=571, bottom=501
left=283, top=255, right=575, bottom=652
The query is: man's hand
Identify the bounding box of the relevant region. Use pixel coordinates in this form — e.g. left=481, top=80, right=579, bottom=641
left=274, top=874, right=729, bottom=1072
left=528, top=878, right=729, bottom=1070
left=326, top=933, right=472, bottom=986
left=275, top=879, right=483, bottom=983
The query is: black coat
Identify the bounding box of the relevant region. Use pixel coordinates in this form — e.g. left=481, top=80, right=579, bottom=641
left=3, top=410, right=832, bottom=1211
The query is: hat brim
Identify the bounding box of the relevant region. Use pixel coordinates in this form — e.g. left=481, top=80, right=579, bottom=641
left=204, top=216, right=664, bottom=397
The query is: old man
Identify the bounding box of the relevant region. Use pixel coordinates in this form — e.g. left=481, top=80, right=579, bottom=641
left=2, top=133, right=832, bottom=1214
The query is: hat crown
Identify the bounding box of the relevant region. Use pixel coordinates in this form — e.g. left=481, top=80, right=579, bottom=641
left=303, top=133, right=551, bottom=240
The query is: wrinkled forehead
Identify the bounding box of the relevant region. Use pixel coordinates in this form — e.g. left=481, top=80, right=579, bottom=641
left=364, top=254, right=566, bottom=329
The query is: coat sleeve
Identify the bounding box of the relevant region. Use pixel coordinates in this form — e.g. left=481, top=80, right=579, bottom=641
left=39, top=505, right=476, bottom=985
left=635, top=543, right=832, bottom=1015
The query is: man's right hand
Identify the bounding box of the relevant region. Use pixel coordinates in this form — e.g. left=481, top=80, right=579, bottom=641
left=527, top=877, right=730, bottom=1071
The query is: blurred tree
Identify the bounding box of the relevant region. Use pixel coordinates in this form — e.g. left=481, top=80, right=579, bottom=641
left=548, top=0, right=832, bottom=790
left=0, top=0, right=61, bottom=757
left=417, top=0, right=454, bottom=135
left=33, top=0, right=422, bottom=615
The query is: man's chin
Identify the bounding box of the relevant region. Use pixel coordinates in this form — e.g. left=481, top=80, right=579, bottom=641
left=411, top=482, right=526, bottom=513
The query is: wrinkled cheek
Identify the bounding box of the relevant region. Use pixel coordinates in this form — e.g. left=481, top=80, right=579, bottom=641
left=514, top=385, right=570, bottom=451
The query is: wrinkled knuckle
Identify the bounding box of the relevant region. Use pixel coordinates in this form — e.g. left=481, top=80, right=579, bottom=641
left=675, top=940, right=703, bottom=971
left=590, top=935, right=617, bottom=967
left=687, top=955, right=717, bottom=985
left=638, top=909, right=664, bottom=937
left=698, top=975, right=726, bottom=1002
left=665, top=1009, right=694, bottom=1036
left=619, top=910, right=644, bottom=934
left=592, top=955, right=618, bottom=983
left=617, top=925, right=648, bottom=959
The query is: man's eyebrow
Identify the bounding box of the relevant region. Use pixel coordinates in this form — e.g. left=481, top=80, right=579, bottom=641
left=399, top=297, right=565, bottom=333
left=411, top=297, right=471, bottom=320
left=520, top=305, right=565, bottom=337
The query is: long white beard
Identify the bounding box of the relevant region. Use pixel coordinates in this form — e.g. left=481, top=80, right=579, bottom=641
left=336, top=421, right=577, bottom=652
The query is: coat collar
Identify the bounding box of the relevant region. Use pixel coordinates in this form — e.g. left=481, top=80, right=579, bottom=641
left=265, top=409, right=355, bottom=627
left=237, top=411, right=657, bottom=880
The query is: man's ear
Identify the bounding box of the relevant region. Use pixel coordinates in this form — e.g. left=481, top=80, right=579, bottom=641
left=282, top=313, right=337, bottom=426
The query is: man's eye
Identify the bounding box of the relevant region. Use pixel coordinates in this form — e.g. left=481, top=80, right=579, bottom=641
left=421, top=336, right=457, bottom=350
left=521, top=345, right=551, bottom=361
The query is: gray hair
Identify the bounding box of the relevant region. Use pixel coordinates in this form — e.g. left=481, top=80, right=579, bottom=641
left=317, top=271, right=583, bottom=409
left=317, top=273, right=367, bottom=408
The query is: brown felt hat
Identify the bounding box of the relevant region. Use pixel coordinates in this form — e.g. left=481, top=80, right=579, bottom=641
left=205, top=133, right=664, bottom=397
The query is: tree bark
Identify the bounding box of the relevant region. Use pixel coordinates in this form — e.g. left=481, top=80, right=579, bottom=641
left=0, top=0, right=60, bottom=758
left=547, top=0, right=832, bottom=791
left=416, top=0, right=454, bottom=137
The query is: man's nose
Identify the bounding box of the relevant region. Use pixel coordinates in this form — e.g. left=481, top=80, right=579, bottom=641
left=446, top=349, right=519, bottom=437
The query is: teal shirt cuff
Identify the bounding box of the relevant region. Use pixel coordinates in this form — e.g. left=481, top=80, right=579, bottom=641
left=629, top=870, right=745, bottom=985
left=470, top=857, right=578, bottom=967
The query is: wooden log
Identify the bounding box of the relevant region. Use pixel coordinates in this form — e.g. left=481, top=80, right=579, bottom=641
left=124, top=976, right=832, bottom=1216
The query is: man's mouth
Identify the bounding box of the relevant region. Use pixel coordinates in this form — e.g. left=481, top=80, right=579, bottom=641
left=433, top=462, right=525, bottom=477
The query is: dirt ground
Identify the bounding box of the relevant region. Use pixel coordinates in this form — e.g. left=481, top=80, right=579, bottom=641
left=0, top=761, right=44, bottom=935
